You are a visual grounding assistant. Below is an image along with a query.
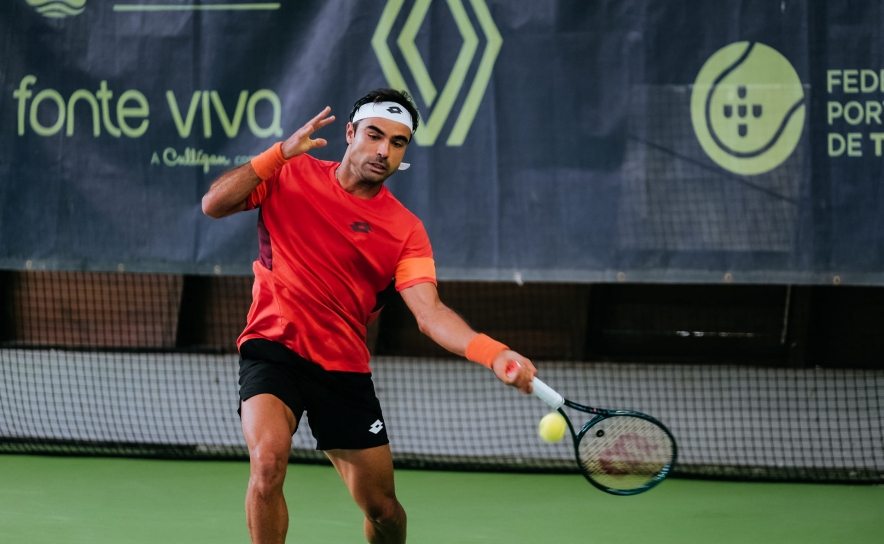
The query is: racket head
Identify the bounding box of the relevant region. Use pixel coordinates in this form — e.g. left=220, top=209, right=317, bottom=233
left=572, top=411, right=677, bottom=495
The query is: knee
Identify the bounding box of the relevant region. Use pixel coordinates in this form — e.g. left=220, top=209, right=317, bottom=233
left=364, top=497, right=405, bottom=528
left=249, top=446, right=289, bottom=497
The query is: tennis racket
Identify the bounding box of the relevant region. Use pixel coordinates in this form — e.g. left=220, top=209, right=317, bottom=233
left=509, top=364, right=677, bottom=495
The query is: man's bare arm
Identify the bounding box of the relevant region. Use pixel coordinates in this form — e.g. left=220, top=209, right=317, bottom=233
left=201, top=163, right=262, bottom=218
left=201, top=107, right=336, bottom=218
left=399, top=281, right=537, bottom=393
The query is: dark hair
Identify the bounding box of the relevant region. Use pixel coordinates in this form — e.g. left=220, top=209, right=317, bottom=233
left=349, top=88, right=420, bottom=135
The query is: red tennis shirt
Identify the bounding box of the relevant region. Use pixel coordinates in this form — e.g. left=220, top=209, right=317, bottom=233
left=236, top=153, right=436, bottom=373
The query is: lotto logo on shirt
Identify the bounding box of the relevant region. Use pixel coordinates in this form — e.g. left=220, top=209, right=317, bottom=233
left=350, top=222, right=372, bottom=233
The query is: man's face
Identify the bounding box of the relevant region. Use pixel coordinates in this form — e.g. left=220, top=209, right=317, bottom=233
left=345, top=117, right=411, bottom=183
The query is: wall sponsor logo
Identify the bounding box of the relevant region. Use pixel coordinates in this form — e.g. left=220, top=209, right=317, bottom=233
left=26, top=0, right=85, bottom=19
left=825, top=69, right=884, bottom=158
left=372, top=0, right=502, bottom=147
left=155, top=148, right=233, bottom=173
left=13, top=76, right=281, bottom=173
left=14, top=76, right=282, bottom=139
left=27, top=0, right=281, bottom=17
left=691, top=42, right=806, bottom=175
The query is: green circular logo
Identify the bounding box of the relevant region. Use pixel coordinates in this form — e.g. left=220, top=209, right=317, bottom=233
left=691, top=42, right=805, bottom=175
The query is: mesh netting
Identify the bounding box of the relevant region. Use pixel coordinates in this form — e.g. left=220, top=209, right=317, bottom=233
left=0, top=271, right=882, bottom=483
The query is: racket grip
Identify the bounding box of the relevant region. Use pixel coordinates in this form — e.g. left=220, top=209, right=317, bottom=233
left=530, top=377, right=565, bottom=409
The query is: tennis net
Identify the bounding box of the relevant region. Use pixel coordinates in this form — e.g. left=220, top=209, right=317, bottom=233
left=1, top=270, right=882, bottom=483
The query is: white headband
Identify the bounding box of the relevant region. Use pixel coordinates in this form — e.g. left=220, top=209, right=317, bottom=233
left=352, top=101, right=414, bottom=170
left=352, top=101, right=414, bottom=133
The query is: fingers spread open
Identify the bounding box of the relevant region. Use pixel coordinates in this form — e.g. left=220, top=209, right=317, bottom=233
left=309, top=106, right=332, bottom=124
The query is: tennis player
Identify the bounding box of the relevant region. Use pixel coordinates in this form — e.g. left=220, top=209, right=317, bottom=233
left=202, top=88, right=536, bottom=544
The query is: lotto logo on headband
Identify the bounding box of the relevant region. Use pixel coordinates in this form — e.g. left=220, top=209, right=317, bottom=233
left=352, top=101, right=414, bottom=134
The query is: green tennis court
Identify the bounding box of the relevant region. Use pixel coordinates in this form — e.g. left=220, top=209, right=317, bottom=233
left=1, top=455, right=881, bottom=544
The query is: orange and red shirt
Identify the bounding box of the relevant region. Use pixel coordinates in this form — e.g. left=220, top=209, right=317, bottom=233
left=236, top=153, right=436, bottom=373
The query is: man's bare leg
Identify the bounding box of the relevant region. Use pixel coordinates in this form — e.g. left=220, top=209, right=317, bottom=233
left=326, top=445, right=406, bottom=544
left=241, top=394, right=297, bottom=544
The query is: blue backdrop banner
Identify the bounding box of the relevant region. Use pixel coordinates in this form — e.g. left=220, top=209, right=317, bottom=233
left=1, top=1, right=882, bottom=284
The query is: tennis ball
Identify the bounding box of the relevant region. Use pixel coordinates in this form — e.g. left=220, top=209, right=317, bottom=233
left=538, top=412, right=567, bottom=443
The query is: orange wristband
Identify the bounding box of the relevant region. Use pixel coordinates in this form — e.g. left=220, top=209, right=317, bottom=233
left=250, top=142, right=287, bottom=180
left=465, top=334, right=509, bottom=369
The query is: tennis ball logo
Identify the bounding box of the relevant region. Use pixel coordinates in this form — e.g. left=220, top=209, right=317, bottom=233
left=691, top=42, right=805, bottom=175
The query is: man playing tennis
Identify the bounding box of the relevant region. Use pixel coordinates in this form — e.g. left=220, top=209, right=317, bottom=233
left=202, top=88, right=536, bottom=544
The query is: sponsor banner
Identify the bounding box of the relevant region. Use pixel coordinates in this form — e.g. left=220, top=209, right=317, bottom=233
left=0, top=1, right=882, bottom=283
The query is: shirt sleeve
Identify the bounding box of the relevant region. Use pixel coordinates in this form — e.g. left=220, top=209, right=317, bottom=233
left=246, top=180, right=270, bottom=210
left=395, top=221, right=437, bottom=291
left=246, top=156, right=290, bottom=210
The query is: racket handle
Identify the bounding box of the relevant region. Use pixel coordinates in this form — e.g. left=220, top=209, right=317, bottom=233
left=530, top=377, right=565, bottom=409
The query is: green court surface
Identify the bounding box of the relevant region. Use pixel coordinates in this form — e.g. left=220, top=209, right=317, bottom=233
left=0, top=455, right=881, bottom=543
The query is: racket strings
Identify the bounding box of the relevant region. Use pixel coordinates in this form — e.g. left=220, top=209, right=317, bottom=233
left=577, top=415, right=674, bottom=492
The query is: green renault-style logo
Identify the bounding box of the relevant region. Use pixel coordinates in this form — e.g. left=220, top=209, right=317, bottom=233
left=373, top=0, right=502, bottom=146
left=691, top=42, right=805, bottom=175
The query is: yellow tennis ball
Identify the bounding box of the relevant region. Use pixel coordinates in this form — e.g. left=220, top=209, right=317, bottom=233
left=538, top=412, right=567, bottom=443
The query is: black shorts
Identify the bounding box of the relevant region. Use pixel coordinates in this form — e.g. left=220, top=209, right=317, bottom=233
left=238, top=339, right=389, bottom=450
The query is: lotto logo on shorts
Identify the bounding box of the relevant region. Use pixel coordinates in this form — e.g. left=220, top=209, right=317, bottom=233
left=369, top=420, right=384, bottom=434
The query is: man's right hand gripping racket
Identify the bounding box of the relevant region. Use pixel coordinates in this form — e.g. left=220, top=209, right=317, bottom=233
left=508, top=363, right=677, bottom=495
